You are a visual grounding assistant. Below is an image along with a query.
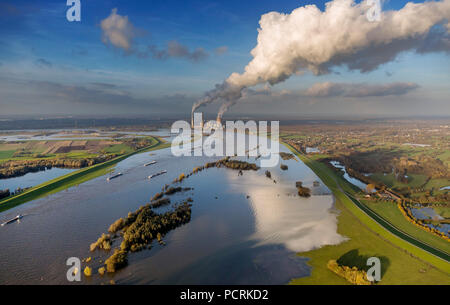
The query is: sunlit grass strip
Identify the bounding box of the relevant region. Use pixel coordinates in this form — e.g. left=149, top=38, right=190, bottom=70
left=360, top=201, right=450, bottom=252
left=0, top=137, right=169, bottom=213
left=283, top=142, right=450, bottom=274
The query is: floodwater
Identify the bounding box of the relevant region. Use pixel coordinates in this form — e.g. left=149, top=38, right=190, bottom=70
left=0, top=168, right=76, bottom=192
left=0, top=129, right=168, bottom=142
left=0, top=130, right=345, bottom=285
left=330, top=161, right=368, bottom=191
left=409, top=206, right=450, bottom=237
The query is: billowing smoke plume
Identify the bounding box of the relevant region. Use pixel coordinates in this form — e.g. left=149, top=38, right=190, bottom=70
left=217, top=101, right=236, bottom=121
left=192, top=0, right=450, bottom=118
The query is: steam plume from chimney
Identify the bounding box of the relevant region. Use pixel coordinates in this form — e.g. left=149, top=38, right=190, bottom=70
left=192, top=0, right=450, bottom=117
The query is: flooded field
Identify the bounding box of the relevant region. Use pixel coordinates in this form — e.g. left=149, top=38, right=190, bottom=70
left=0, top=168, right=76, bottom=192
left=409, top=206, right=450, bottom=237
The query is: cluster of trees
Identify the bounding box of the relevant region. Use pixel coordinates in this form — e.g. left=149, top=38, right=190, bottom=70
left=0, top=155, right=117, bottom=179
left=279, top=152, right=296, bottom=161
left=396, top=155, right=448, bottom=179
left=90, top=233, right=112, bottom=252
left=104, top=249, right=128, bottom=273
left=173, top=173, right=186, bottom=183
left=89, top=166, right=198, bottom=275
left=150, top=198, right=171, bottom=208
left=398, top=202, right=450, bottom=241
left=214, top=159, right=259, bottom=171
left=409, top=192, right=450, bottom=205
left=296, top=181, right=311, bottom=198
left=152, top=186, right=192, bottom=202
left=122, top=137, right=155, bottom=151
left=337, top=152, right=448, bottom=183
left=280, top=164, right=288, bottom=171
left=327, top=260, right=372, bottom=285
left=189, top=158, right=259, bottom=177
left=119, top=202, right=192, bottom=253
left=0, top=189, right=10, bottom=200
left=92, top=201, right=192, bottom=274
left=284, top=140, right=306, bottom=154
left=108, top=208, right=143, bottom=234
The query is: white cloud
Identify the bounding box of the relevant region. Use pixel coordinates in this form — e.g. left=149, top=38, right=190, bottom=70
left=100, top=9, right=209, bottom=62
left=304, top=82, right=419, bottom=98
left=100, top=8, right=137, bottom=52
left=194, top=0, right=450, bottom=115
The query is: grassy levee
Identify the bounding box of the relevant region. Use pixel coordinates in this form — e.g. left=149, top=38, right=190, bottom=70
left=348, top=195, right=450, bottom=259
left=360, top=201, right=450, bottom=251
left=0, top=137, right=169, bottom=213
left=282, top=142, right=450, bottom=283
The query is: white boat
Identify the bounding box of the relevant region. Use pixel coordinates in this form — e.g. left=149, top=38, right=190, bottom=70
left=107, top=172, right=123, bottom=181
left=148, top=170, right=167, bottom=179
left=1, top=214, right=23, bottom=226
left=144, top=161, right=157, bottom=167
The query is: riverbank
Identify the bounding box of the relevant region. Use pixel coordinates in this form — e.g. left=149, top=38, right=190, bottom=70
left=0, top=155, right=116, bottom=179
left=283, top=142, right=450, bottom=284
left=359, top=200, right=450, bottom=252
left=0, top=137, right=170, bottom=213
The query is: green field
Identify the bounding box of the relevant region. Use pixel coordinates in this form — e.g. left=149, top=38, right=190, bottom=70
left=424, top=178, right=450, bottom=190
left=290, top=197, right=450, bottom=285
left=102, top=143, right=135, bottom=154
left=0, top=137, right=170, bottom=213
left=434, top=206, right=450, bottom=218
left=0, top=138, right=153, bottom=163
left=360, top=200, right=449, bottom=253
left=283, top=142, right=450, bottom=284
left=0, top=150, right=16, bottom=160
left=437, top=150, right=450, bottom=166
left=369, top=173, right=429, bottom=189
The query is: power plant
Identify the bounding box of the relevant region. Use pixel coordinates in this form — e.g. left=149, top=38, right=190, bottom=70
left=191, top=112, right=222, bottom=130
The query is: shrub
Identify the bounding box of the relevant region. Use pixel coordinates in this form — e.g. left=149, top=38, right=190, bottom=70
left=280, top=152, right=295, bottom=161
left=151, top=192, right=164, bottom=201
left=98, top=267, right=106, bottom=276
left=108, top=218, right=125, bottom=233
left=298, top=187, right=311, bottom=198
left=327, top=260, right=372, bottom=285
left=83, top=266, right=92, bottom=277
left=151, top=198, right=171, bottom=208
left=90, top=233, right=111, bottom=252
left=296, top=181, right=311, bottom=197
left=105, top=249, right=128, bottom=273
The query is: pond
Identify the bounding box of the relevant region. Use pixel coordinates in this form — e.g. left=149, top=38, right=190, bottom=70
left=409, top=206, right=450, bottom=237
left=0, top=168, right=76, bottom=193
left=330, top=161, right=369, bottom=191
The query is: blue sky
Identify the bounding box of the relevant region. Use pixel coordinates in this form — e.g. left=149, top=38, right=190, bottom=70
left=0, top=0, right=449, bottom=117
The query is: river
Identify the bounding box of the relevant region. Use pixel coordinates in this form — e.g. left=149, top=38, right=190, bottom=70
left=330, top=161, right=369, bottom=191
left=0, top=130, right=345, bottom=284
